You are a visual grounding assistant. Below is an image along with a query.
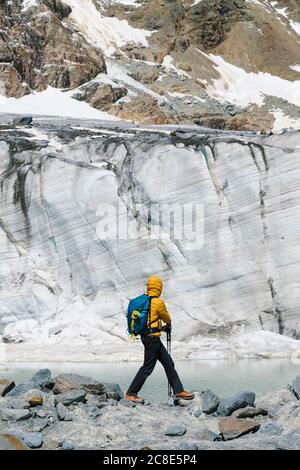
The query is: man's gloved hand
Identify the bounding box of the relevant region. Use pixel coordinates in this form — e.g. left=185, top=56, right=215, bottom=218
left=162, top=324, right=172, bottom=334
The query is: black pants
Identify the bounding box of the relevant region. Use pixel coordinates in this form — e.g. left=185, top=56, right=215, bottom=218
left=127, top=336, right=184, bottom=396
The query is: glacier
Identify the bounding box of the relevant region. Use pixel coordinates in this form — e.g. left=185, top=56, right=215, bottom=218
left=0, top=115, right=300, bottom=362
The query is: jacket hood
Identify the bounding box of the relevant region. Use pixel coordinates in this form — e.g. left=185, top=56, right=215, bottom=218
left=147, top=275, right=163, bottom=297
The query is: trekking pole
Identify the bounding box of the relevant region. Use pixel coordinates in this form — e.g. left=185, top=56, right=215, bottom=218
left=167, top=330, right=172, bottom=398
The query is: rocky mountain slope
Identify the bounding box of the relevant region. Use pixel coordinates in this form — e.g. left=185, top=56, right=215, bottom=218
left=0, top=116, right=299, bottom=361
left=0, top=0, right=299, bottom=131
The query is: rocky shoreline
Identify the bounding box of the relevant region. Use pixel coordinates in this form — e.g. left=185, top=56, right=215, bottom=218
left=1, top=370, right=300, bottom=450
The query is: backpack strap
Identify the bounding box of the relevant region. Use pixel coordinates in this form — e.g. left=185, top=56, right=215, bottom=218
left=146, top=296, right=160, bottom=335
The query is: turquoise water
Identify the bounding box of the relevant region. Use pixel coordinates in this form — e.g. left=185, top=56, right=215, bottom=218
left=0, top=359, right=299, bottom=402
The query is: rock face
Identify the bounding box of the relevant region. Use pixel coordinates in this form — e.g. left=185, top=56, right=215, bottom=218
left=1, top=0, right=299, bottom=130
left=0, top=122, right=300, bottom=359
left=0, top=0, right=106, bottom=95
left=218, top=417, right=260, bottom=440
left=218, top=392, right=256, bottom=416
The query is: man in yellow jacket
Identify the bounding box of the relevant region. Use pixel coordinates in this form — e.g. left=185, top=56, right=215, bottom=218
left=126, top=275, right=194, bottom=402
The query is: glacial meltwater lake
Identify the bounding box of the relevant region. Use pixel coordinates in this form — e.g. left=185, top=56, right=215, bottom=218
left=0, top=359, right=299, bottom=402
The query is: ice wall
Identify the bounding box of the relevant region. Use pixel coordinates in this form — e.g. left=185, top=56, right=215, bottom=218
left=0, top=119, right=299, bottom=360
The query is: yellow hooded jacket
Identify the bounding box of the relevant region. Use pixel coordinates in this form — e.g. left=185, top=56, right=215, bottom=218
left=146, top=275, right=171, bottom=337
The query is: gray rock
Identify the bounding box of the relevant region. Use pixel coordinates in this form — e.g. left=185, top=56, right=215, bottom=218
left=192, top=408, right=202, bottom=417
left=202, top=390, right=220, bottom=414
left=0, top=379, right=15, bottom=397
left=37, top=409, right=48, bottom=419
left=31, top=369, right=52, bottom=389
left=56, top=403, right=68, bottom=420
left=12, top=116, right=33, bottom=126
left=54, top=389, right=86, bottom=406
left=0, top=408, right=31, bottom=421
left=119, top=398, right=136, bottom=408
left=292, top=375, right=300, bottom=399
left=164, top=424, right=187, bottom=436
left=33, top=417, right=49, bottom=431
left=24, top=432, right=43, bottom=449
left=60, top=441, right=74, bottom=450
left=3, top=398, right=30, bottom=409
left=217, top=391, right=255, bottom=416
left=178, top=441, right=198, bottom=450
left=259, top=420, right=284, bottom=435
left=232, top=406, right=268, bottom=418
left=198, top=429, right=218, bottom=441
left=102, top=382, right=124, bottom=401
left=107, top=399, right=118, bottom=406
left=6, top=382, right=37, bottom=397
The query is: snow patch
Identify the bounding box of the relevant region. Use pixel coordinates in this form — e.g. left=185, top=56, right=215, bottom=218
left=290, top=65, right=300, bottom=73
left=290, top=21, right=300, bottom=36
left=198, top=50, right=300, bottom=108
left=0, top=86, right=121, bottom=120
left=272, top=109, right=300, bottom=132
left=162, top=55, right=192, bottom=78
left=63, top=0, right=152, bottom=55
left=21, top=0, right=38, bottom=12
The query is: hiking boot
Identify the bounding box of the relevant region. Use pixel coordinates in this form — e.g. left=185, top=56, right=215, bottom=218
left=125, top=394, right=145, bottom=404
left=175, top=391, right=194, bottom=401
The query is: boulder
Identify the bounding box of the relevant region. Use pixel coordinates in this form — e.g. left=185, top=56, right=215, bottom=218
left=74, top=82, right=128, bottom=111
left=218, top=417, right=260, bottom=440
left=0, top=379, right=15, bottom=396
left=24, top=432, right=43, bottom=449
left=54, top=389, right=86, bottom=406
left=232, top=406, right=268, bottom=419
left=53, top=373, right=104, bottom=394
left=217, top=392, right=255, bottom=416
left=292, top=375, right=300, bottom=399
left=31, top=369, right=52, bottom=389
left=6, top=382, right=37, bottom=397
left=202, top=390, right=220, bottom=414
left=53, top=374, right=123, bottom=400
left=0, top=408, right=31, bottom=421
left=102, top=383, right=124, bottom=401
left=12, top=117, right=33, bottom=127
left=164, top=424, right=187, bottom=436
left=0, top=433, right=28, bottom=450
